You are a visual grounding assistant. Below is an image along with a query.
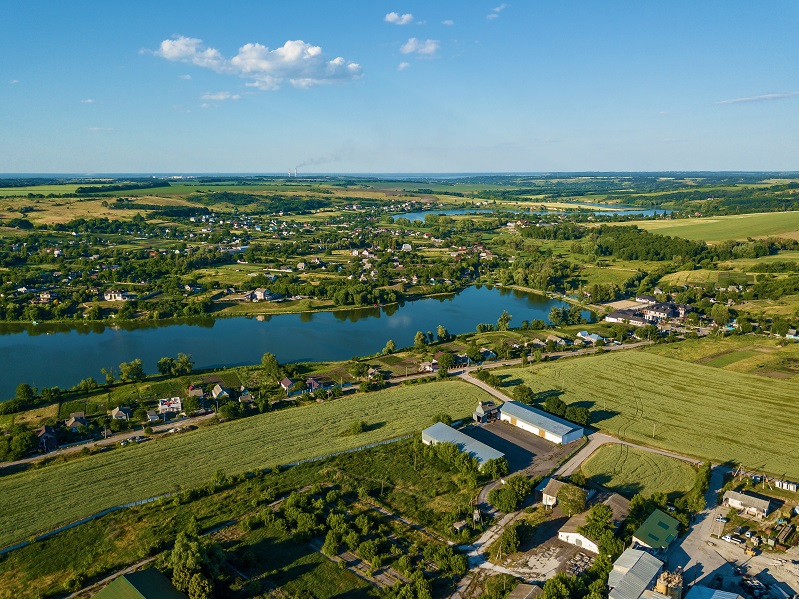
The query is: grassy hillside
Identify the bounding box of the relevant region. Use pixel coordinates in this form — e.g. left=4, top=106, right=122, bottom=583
left=633, top=211, right=799, bottom=242
left=0, top=380, right=489, bottom=548
left=495, top=351, right=799, bottom=477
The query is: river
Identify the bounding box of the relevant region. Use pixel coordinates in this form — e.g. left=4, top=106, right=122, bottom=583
left=0, top=286, right=588, bottom=400
left=397, top=205, right=670, bottom=222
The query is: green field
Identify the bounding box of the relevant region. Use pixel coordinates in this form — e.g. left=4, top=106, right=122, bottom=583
left=0, top=380, right=490, bottom=548
left=634, top=211, right=799, bottom=242
left=496, top=351, right=799, bottom=477
left=703, top=350, right=759, bottom=369
left=579, top=443, right=697, bottom=498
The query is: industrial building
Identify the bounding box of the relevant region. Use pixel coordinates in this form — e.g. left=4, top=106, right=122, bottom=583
left=421, top=422, right=505, bottom=469
left=558, top=493, right=630, bottom=553
left=498, top=400, right=584, bottom=445
left=722, top=490, right=771, bottom=519
left=608, top=548, right=664, bottom=599
left=631, top=509, right=680, bottom=551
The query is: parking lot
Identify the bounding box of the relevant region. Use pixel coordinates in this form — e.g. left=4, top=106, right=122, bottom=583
left=463, top=420, right=579, bottom=475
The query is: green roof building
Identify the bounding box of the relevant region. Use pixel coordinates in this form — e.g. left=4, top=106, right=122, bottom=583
left=92, top=568, right=187, bottom=599
left=631, top=509, right=680, bottom=550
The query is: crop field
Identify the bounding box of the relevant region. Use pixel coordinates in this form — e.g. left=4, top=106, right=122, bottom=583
left=495, top=351, right=799, bottom=478
left=633, top=211, right=799, bottom=242
left=579, top=443, right=697, bottom=498
left=661, top=269, right=752, bottom=287
left=0, top=380, right=489, bottom=548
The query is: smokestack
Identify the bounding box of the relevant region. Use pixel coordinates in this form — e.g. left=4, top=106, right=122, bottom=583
left=294, top=167, right=298, bottom=178
left=288, top=169, right=291, bottom=177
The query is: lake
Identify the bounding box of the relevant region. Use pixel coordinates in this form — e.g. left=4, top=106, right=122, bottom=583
left=397, top=205, right=670, bottom=222
left=0, top=286, right=588, bottom=400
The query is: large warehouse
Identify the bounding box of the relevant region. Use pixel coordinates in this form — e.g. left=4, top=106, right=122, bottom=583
left=498, top=400, right=584, bottom=444
left=421, top=422, right=505, bottom=469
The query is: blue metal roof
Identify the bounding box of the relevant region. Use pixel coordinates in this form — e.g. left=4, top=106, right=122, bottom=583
left=500, top=401, right=582, bottom=438
left=421, top=422, right=505, bottom=465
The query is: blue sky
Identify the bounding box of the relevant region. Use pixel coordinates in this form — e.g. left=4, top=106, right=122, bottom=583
left=2, top=1, right=798, bottom=173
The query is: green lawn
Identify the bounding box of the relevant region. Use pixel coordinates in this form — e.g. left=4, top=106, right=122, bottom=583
left=579, top=443, right=697, bottom=499
left=0, top=380, right=491, bottom=548
left=495, top=351, right=799, bottom=477
left=633, top=211, right=799, bottom=242
left=703, top=350, right=759, bottom=369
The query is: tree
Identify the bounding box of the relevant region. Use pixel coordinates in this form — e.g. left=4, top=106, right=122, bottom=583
left=383, top=339, right=396, bottom=354
left=414, top=331, right=427, bottom=347
left=15, top=383, right=34, bottom=403
left=544, top=396, right=567, bottom=417
left=438, top=351, right=455, bottom=371
left=564, top=406, right=591, bottom=426
left=158, top=357, right=176, bottom=376
left=431, top=413, right=452, bottom=425
left=174, top=353, right=194, bottom=375
left=261, top=352, right=281, bottom=379
left=711, top=303, right=731, bottom=326
left=557, top=484, right=587, bottom=517
left=119, top=359, right=145, bottom=382
left=436, top=324, right=450, bottom=342
left=548, top=306, right=564, bottom=327
left=187, top=573, right=213, bottom=599
left=497, top=310, right=512, bottom=331
left=100, top=367, right=115, bottom=386
left=349, top=361, right=369, bottom=379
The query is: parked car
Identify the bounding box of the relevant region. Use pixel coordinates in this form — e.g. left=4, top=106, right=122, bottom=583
left=716, top=516, right=729, bottom=523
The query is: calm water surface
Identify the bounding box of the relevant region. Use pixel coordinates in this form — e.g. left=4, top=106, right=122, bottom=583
left=398, top=205, right=670, bottom=222
left=0, top=286, right=587, bottom=400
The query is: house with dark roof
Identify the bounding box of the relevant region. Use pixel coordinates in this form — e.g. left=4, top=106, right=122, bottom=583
left=558, top=493, right=631, bottom=553
left=35, top=425, right=58, bottom=452
left=92, top=568, right=187, bottom=599
left=473, top=400, right=500, bottom=424
left=631, top=509, right=680, bottom=551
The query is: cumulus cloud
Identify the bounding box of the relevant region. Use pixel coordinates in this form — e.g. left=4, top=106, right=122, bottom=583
left=385, top=12, right=413, bottom=25
left=442, top=19, right=454, bottom=26
left=716, top=92, right=799, bottom=105
left=80, top=98, right=95, bottom=104
left=398, top=62, right=410, bottom=71
left=400, top=38, right=439, bottom=57
left=200, top=91, right=241, bottom=101
left=487, top=3, right=509, bottom=19
left=154, top=35, right=362, bottom=91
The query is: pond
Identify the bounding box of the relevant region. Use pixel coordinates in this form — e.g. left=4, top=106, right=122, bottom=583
left=0, top=286, right=589, bottom=400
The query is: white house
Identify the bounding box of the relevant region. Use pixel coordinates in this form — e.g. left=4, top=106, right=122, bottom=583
left=536, top=477, right=567, bottom=507
left=158, top=397, right=182, bottom=414
left=723, top=490, right=770, bottom=519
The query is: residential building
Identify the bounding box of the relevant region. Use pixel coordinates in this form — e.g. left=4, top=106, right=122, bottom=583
left=498, top=400, right=584, bottom=445
left=536, top=477, right=567, bottom=507
left=35, top=425, right=58, bottom=452
left=158, top=397, right=182, bottom=414
left=279, top=377, right=295, bottom=394
left=211, top=384, right=230, bottom=400
left=421, top=422, right=504, bottom=470
left=111, top=406, right=131, bottom=420
left=103, top=290, right=132, bottom=301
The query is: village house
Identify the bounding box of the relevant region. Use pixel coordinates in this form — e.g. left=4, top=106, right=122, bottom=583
left=145, top=410, right=160, bottom=424
left=187, top=385, right=204, bottom=399
left=279, top=377, right=295, bottom=395
left=103, top=290, right=133, bottom=301
left=212, top=384, right=230, bottom=401
left=536, top=477, right=567, bottom=508
left=65, top=412, right=88, bottom=432
left=111, top=406, right=131, bottom=420
left=473, top=400, right=500, bottom=424
left=158, top=397, right=182, bottom=414
left=35, top=425, right=58, bottom=452
left=558, top=493, right=631, bottom=553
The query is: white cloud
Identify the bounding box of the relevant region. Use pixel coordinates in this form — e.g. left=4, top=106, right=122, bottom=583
left=442, top=19, right=454, bottom=26
left=154, top=35, right=362, bottom=91
left=398, top=62, right=410, bottom=71
left=400, top=38, right=439, bottom=57
left=487, top=3, right=509, bottom=19
left=716, top=92, right=799, bottom=105
left=385, top=12, right=413, bottom=25
left=201, top=91, right=241, bottom=101
left=80, top=99, right=95, bottom=104
left=178, top=74, right=192, bottom=80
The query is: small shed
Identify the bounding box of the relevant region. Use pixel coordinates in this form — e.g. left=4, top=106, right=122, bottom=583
left=473, top=400, right=500, bottom=424
left=536, top=477, right=567, bottom=507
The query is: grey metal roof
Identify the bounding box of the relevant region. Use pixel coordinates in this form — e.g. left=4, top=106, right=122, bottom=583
left=723, top=490, right=770, bottom=512
left=421, top=422, right=504, bottom=465
left=683, top=586, right=743, bottom=599
left=537, top=477, right=567, bottom=498
left=500, top=401, right=583, bottom=438
left=608, top=549, right=663, bottom=599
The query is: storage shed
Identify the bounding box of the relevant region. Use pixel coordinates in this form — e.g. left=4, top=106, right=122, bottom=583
left=421, top=422, right=504, bottom=469
left=498, top=401, right=584, bottom=444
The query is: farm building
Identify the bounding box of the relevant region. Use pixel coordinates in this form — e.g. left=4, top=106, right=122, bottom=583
left=608, top=548, right=664, bottom=599
left=536, top=477, right=567, bottom=507
left=498, top=401, right=584, bottom=445
left=506, top=584, right=543, bottom=599
left=683, top=586, right=744, bottom=599
left=421, top=422, right=505, bottom=469
left=631, top=509, right=680, bottom=551
left=473, top=400, right=500, bottom=424
left=723, top=490, right=771, bottom=519
left=92, top=568, right=187, bottom=598
left=558, top=494, right=630, bottom=554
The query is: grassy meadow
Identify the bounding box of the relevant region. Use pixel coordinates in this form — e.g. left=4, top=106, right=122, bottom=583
left=579, top=443, right=697, bottom=499
left=634, top=211, right=799, bottom=242
left=495, top=350, right=799, bottom=477
left=0, top=380, right=490, bottom=548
